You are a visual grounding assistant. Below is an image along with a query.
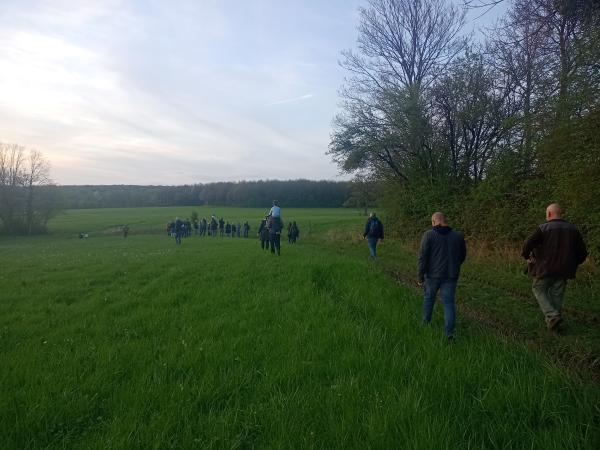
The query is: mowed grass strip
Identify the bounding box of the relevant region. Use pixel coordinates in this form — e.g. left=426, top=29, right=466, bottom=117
left=0, top=212, right=597, bottom=448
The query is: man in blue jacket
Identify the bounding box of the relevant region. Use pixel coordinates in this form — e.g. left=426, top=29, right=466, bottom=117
left=418, top=212, right=467, bottom=340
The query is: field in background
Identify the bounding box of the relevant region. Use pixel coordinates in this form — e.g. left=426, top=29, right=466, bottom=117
left=1, top=207, right=599, bottom=448
left=47, top=206, right=360, bottom=237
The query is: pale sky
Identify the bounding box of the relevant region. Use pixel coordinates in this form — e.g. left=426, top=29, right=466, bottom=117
left=0, top=0, right=506, bottom=185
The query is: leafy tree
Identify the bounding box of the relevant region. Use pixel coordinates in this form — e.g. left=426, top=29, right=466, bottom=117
left=343, top=174, right=380, bottom=215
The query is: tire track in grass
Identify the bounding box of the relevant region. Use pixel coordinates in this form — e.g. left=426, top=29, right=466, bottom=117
left=382, top=266, right=600, bottom=382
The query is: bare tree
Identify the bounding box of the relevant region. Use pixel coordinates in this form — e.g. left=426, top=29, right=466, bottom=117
left=508, top=0, right=597, bottom=120
left=331, top=0, right=468, bottom=183
left=343, top=0, right=468, bottom=93
left=0, top=143, right=57, bottom=234
left=25, top=150, right=51, bottom=235
left=486, top=0, right=553, bottom=173
left=432, top=49, right=515, bottom=182
left=0, top=143, right=26, bottom=233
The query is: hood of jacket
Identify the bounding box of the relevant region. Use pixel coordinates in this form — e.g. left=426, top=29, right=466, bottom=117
left=433, top=225, right=452, bottom=236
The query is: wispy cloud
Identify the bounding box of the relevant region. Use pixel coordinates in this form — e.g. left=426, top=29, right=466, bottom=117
left=267, top=93, right=314, bottom=106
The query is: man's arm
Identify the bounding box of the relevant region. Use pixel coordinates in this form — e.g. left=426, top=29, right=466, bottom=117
left=417, top=233, right=430, bottom=283
left=575, top=231, right=588, bottom=265
left=522, top=228, right=543, bottom=259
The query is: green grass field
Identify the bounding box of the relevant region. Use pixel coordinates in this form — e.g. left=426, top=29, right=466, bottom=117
left=1, top=207, right=599, bottom=449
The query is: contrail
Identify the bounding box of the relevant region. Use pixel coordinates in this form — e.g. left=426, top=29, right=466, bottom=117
left=267, top=93, right=314, bottom=106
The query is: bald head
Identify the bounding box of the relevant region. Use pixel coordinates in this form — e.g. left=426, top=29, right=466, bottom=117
left=546, top=203, right=562, bottom=221
left=431, top=212, right=447, bottom=226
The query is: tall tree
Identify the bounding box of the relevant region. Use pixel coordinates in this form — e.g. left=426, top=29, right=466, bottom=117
left=24, top=150, right=51, bottom=235
left=0, top=143, right=58, bottom=235
left=330, top=0, right=468, bottom=183
left=432, top=50, right=515, bottom=183
left=0, top=143, right=26, bottom=233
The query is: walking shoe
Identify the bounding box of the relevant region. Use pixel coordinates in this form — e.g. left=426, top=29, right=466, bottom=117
left=547, top=315, right=562, bottom=332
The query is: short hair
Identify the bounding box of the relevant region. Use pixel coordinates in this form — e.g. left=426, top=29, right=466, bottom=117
left=273, top=200, right=279, bottom=206
left=431, top=212, right=446, bottom=223
left=370, top=212, right=376, bottom=218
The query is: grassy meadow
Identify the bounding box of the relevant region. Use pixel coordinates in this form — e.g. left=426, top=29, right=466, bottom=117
left=1, top=206, right=599, bottom=449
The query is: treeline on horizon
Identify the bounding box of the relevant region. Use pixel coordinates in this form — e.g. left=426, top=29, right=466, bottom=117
left=56, top=179, right=351, bottom=209
left=330, top=0, right=600, bottom=257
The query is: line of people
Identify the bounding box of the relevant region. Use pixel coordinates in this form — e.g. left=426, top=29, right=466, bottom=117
left=167, top=216, right=253, bottom=243
left=363, top=203, right=588, bottom=340
left=166, top=202, right=301, bottom=254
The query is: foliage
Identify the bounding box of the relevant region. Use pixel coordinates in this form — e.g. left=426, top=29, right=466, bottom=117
left=57, top=180, right=351, bottom=209
left=331, top=0, right=600, bottom=258
left=343, top=174, right=381, bottom=215
left=537, top=109, right=600, bottom=256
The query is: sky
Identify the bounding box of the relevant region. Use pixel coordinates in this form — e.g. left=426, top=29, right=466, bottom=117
left=0, top=0, right=507, bottom=185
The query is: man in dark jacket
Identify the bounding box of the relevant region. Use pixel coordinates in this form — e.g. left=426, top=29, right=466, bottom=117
left=522, top=203, right=587, bottom=332
left=258, top=217, right=270, bottom=250
left=418, top=212, right=467, bottom=340
left=363, top=212, right=384, bottom=259
left=268, top=215, right=283, bottom=256
left=174, top=217, right=183, bottom=245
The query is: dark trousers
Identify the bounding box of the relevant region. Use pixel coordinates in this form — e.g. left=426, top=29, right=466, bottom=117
left=270, top=233, right=281, bottom=255
left=261, top=238, right=269, bottom=250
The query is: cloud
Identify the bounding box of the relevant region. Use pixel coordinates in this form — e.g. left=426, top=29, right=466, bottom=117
left=0, top=0, right=361, bottom=184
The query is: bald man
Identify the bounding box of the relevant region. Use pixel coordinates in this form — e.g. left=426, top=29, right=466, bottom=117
left=418, top=212, right=467, bottom=340
left=522, top=203, right=587, bottom=332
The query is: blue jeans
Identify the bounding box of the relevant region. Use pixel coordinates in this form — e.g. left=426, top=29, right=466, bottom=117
left=423, top=277, right=457, bottom=337
left=367, top=237, right=378, bottom=258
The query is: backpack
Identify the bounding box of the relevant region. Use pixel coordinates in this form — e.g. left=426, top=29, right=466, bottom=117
left=369, top=218, right=379, bottom=236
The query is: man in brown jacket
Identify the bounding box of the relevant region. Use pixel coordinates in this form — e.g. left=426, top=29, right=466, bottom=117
left=522, top=203, right=587, bottom=332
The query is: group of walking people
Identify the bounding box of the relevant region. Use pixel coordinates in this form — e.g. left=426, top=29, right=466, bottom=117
left=257, top=201, right=301, bottom=255
left=167, top=217, right=251, bottom=240
left=363, top=203, right=588, bottom=340
left=167, top=201, right=300, bottom=255
left=167, top=216, right=253, bottom=244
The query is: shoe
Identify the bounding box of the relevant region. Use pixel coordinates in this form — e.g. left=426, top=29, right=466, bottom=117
left=446, top=335, right=455, bottom=343
left=547, top=315, right=562, bottom=332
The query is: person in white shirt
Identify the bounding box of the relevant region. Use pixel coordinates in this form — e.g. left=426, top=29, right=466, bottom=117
left=269, top=200, right=281, bottom=218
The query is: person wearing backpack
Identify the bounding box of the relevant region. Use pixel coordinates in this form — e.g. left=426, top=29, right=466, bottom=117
left=363, top=212, right=384, bottom=259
